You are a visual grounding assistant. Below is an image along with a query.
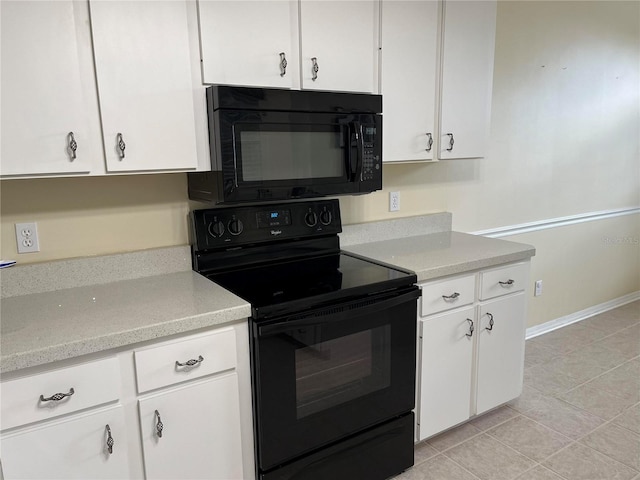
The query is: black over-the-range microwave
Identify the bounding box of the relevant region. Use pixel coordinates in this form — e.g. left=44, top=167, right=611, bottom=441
left=187, top=86, right=382, bottom=204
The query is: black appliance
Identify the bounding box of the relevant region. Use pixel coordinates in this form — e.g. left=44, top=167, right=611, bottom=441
left=191, top=199, right=419, bottom=480
left=188, top=86, right=383, bottom=204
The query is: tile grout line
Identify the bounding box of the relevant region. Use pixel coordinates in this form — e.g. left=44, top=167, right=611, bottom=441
left=570, top=411, right=640, bottom=474
left=482, top=415, right=577, bottom=479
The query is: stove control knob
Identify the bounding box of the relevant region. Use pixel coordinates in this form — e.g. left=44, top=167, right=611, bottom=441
left=208, top=220, right=225, bottom=238
left=228, top=219, right=244, bottom=236
left=319, top=210, right=332, bottom=226
left=304, top=211, right=318, bottom=227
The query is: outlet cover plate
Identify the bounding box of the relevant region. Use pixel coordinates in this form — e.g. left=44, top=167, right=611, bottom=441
left=15, top=222, right=40, bottom=254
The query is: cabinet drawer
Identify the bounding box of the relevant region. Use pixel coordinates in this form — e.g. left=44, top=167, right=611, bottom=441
left=419, top=274, right=475, bottom=317
left=479, top=263, right=527, bottom=300
left=134, top=328, right=237, bottom=394
left=1, top=357, right=120, bottom=431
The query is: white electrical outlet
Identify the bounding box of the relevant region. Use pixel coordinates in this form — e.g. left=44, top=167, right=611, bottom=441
left=389, top=191, right=400, bottom=212
left=15, top=222, right=40, bottom=254
left=534, top=280, right=543, bottom=296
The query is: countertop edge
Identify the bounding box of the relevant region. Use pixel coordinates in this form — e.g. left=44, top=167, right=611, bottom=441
left=413, top=249, right=536, bottom=282
left=0, top=304, right=251, bottom=374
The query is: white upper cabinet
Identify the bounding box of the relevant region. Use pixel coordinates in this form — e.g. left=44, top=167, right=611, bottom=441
left=197, top=0, right=379, bottom=93
left=439, top=0, right=497, bottom=159
left=381, top=1, right=439, bottom=162
left=0, top=1, right=103, bottom=176
left=299, top=1, right=379, bottom=93
left=199, top=1, right=300, bottom=89
left=380, top=0, right=496, bottom=162
left=90, top=0, right=199, bottom=172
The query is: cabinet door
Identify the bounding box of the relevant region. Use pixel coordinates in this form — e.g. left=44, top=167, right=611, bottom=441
left=0, top=1, right=103, bottom=176
left=90, top=0, right=198, bottom=172
left=381, top=0, right=439, bottom=162
left=299, top=0, right=379, bottom=93
left=138, top=373, right=244, bottom=480
left=417, top=307, right=474, bottom=441
left=476, top=293, right=526, bottom=415
left=199, top=1, right=299, bottom=89
left=439, top=0, right=496, bottom=159
left=1, top=406, right=129, bottom=480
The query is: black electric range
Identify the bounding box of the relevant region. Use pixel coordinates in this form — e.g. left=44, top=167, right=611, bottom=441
left=191, top=199, right=419, bottom=480
left=191, top=199, right=417, bottom=319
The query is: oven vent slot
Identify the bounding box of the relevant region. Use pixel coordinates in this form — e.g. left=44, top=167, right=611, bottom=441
left=288, top=295, right=390, bottom=323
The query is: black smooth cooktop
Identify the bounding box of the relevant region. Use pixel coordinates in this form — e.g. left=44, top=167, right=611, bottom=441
left=205, top=251, right=416, bottom=320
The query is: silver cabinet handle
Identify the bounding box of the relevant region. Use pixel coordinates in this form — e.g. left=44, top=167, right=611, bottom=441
left=499, top=279, right=515, bottom=287
left=466, top=318, right=474, bottom=337
left=105, top=424, right=114, bottom=454
left=155, top=410, right=164, bottom=438
left=40, top=387, right=75, bottom=402
left=67, top=132, right=78, bottom=160
left=425, top=132, right=433, bottom=152
left=442, top=292, right=460, bottom=301
left=485, top=312, right=494, bottom=331
left=116, top=133, right=126, bottom=159
left=175, top=355, right=204, bottom=368
left=279, top=52, right=287, bottom=77
left=446, top=133, right=455, bottom=151
left=311, top=57, right=319, bottom=81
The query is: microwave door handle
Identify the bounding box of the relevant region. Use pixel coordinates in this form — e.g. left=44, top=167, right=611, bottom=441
left=349, top=121, right=363, bottom=181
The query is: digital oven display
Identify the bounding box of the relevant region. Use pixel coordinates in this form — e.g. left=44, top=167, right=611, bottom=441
left=256, top=209, right=292, bottom=228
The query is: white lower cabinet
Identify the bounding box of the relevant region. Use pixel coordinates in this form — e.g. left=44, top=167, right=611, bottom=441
left=418, top=307, right=474, bottom=439
left=416, top=262, right=529, bottom=441
left=476, top=293, right=526, bottom=415
left=1, top=406, right=129, bottom=480
left=138, top=373, right=243, bottom=480
left=0, top=323, right=253, bottom=480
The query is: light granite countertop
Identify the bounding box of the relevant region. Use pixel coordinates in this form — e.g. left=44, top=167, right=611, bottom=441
left=344, top=231, right=535, bottom=282
left=0, top=214, right=534, bottom=375
left=1, top=270, right=250, bottom=373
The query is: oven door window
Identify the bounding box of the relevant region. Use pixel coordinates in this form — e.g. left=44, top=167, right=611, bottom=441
left=233, top=123, right=348, bottom=184
left=295, top=326, right=390, bottom=419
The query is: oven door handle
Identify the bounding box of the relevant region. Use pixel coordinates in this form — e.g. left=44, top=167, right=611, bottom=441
left=348, top=121, right=363, bottom=182
left=258, top=287, right=420, bottom=338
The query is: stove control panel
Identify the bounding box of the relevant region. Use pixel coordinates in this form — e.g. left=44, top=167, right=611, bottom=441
left=191, top=199, right=341, bottom=250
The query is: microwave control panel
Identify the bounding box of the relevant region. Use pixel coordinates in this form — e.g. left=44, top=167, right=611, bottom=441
left=362, top=126, right=380, bottom=182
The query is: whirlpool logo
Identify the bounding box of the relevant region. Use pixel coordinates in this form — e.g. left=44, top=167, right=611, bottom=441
left=270, top=230, right=282, bottom=236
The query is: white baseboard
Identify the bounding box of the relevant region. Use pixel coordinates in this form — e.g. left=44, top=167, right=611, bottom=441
left=525, top=291, right=640, bottom=340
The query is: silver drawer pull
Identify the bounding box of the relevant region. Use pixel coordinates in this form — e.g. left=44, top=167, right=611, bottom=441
left=485, top=313, right=494, bottom=331
left=425, top=132, right=433, bottom=152
left=466, top=318, right=474, bottom=337
left=67, top=131, right=78, bottom=160
left=40, top=387, right=75, bottom=402
left=279, top=52, right=287, bottom=77
left=105, top=424, right=114, bottom=454
left=175, top=355, right=204, bottom=368
left=155, top=410, right=164, bottom=438
left=446, top=133, right=455, bottom=151
left=499, top=279, right=515, bottom=287
left=116, top=133, right=126, bottom=159
left=311, top=57, right=319, bottom=81
left=442, top=292, right=460, bottom=301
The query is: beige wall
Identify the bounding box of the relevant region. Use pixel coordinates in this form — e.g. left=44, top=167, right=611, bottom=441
left=1, top=1, right=639, bottom=327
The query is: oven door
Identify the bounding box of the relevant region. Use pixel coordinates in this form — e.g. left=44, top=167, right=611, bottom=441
left=214, top=109, right=381, bottom=203
left=251, top=286, right=419, bottom=472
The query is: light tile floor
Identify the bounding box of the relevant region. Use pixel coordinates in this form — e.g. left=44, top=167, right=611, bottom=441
left=396, top=300, right=640, bottom=480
